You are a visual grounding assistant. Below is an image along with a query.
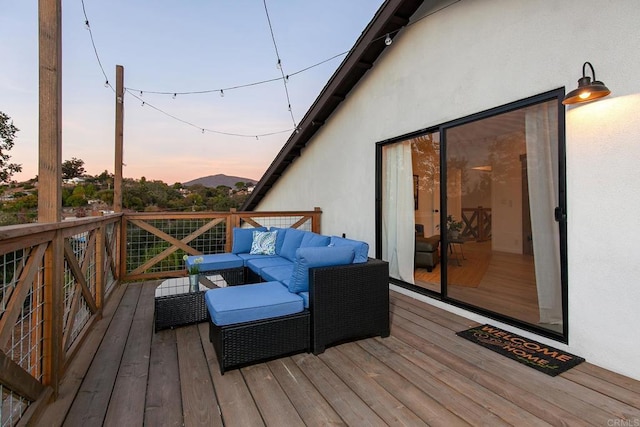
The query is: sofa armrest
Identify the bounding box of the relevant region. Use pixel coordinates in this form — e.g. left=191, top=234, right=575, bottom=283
left=308, top=258, right=389, bottom=354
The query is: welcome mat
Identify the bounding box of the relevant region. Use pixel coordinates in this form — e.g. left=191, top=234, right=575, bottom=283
left=456, top=324, right=585, bottom=377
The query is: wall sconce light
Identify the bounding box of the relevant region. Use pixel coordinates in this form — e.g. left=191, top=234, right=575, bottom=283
left=562, top=61, right=611, bottom=105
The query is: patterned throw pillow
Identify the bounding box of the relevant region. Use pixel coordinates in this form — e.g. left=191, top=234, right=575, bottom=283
left=249, top=230, right=277, bottom=255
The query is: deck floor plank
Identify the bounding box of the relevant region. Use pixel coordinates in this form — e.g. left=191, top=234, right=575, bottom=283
left=103, top=281, right=155, bottom=426
left=145, top=328, right=183, bottom=426
left=390, top=298, right=634, bottom=424
left=266, top=356, right=346, bottom=426
left=240, top=363, right=305, bottom=426
left=36, top=282, right=127, bottom=427
left=293, top=352, right=388, bottom=426
left=33, top=281, right=640, bottom=427
left=62, top=283, right=142, bottom=427
left=362, top=336, right=552, bottom=427
left=197, top=322, right=265, bottom=427
left=318, top=346, right=427, bottom=426
left=176, top=325, right=223, bottom=426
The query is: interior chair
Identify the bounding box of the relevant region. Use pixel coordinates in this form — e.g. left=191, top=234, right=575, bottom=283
left=415, top=224, right=440, bottom=272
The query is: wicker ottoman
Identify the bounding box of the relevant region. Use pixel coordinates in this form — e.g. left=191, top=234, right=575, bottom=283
left=209, top=311, right=310, bottom=374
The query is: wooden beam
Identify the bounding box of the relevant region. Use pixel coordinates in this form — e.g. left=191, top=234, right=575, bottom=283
left=38, top=0, right=62, bottom=224
left=39, top=0, right=64, bottom=396
left=0, top=349, right=44, bottom=402
left=114, top=65, right=124, bottom=213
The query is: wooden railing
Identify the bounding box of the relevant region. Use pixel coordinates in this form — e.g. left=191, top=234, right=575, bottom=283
left=461, top=206, right=492, bottom=241
left=0, top=208, right=321, bottom=424
left=121, top=208, right=322, bottom=282
left=0, top=214, right=121, bottom=424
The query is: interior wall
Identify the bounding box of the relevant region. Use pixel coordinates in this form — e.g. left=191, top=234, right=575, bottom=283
left=255, top=0, right=640, bottom=380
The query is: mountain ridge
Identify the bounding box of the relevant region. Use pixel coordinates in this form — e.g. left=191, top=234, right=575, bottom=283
left=183, top=174, right=257, bottom=188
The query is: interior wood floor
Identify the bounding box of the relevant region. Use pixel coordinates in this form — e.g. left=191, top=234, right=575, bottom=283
left=414, top=240, right=559, bottom=331
left=33, top=281, right=640, bottom=426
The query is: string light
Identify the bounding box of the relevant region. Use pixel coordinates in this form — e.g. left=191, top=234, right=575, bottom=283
left=82, top=0, right=462, bottom=141
left=124, top=89, right=294, bottom=139
left=81, top=0, right=113, bottom=93
left=263, top=0, right=297, bottom=129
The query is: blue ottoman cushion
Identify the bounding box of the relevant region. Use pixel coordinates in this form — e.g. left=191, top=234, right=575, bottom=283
left=205, top=281, right=304, bottom=326
left=186, top=253, right=243, bottom=272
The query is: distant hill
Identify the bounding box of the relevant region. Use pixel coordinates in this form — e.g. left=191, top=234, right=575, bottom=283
left=183, top=174, right=257, bottom=188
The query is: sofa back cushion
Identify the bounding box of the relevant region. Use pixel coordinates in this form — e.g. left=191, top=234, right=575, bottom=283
left=300, top=231, right=330, bottom=248
left=269, top=227, right=289, bottom=254
left=329, top=236, right=369, bottom=263
left=288, top=246, right=355, bottom=293
left=279, top=228, right=307, bottom=262
left=232, top=227, right=267, bottom=254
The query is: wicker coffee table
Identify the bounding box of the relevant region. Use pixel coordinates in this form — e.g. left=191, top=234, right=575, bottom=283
left=154, top=274, right=226, bottom=332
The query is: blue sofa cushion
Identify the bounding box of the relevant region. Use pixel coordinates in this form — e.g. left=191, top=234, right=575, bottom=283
left=249, top=230, right=278, bottom=255
left=279, top=228, right=307, bottom=262
left=205, top=281, right=304, bottom=326
left=300, top=231, right=330, bottom=248
left=269, top=227, right=288, bottom=255
left=288, top=246, right=355, bottom=293
left=246, top=256, right=293, bottom=275
left=186, top=253, right=243, bottom=272
left=261, top=264, right=294, bottom=284
left=236, top=253, right=279, bottom=266
left=232, top=227, right=267, bottom=254
left=329, top=236, right=369, bottom=263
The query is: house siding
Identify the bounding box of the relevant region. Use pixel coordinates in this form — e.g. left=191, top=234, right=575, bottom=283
left=255, top=0, right=640, bottom=380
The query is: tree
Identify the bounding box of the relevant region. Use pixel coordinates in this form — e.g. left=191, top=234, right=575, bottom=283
left=62, top=157, right=85, bottom=179
left=0, top=111, right=23, bottom=184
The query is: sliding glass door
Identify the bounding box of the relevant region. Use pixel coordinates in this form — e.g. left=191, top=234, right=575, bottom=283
left=378, top=90, right=567, bottom=339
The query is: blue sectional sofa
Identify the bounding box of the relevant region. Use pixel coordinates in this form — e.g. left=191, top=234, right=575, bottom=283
left=186, top=226, right=389, bottom=373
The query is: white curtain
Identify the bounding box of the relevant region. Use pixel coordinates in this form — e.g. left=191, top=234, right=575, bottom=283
left=525, top=103, right=562, bottom=325
left=382, top=141, right=415, bottom=284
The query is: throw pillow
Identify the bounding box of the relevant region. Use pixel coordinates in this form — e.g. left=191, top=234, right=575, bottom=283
left=250, top=230, right=277, bottom=255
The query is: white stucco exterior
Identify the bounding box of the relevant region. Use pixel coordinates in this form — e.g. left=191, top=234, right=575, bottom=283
left=255, top=0, right=640, bottom=380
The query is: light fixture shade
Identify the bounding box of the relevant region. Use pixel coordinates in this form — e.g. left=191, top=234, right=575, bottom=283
left=563, top=62, right=611, bottom=105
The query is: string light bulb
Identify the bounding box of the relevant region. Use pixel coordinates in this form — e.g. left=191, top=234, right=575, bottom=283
left=172, top=93, right=177, bottom=99
left=384, top=33, right=392, bottom=46
left=141, top=101, right=145, bottom=107
left=84, top=20, right=90, bottom=30
left=202, top=129, right=205, bottom=134
left=104, top=80, right=109, bottom=88
left=276, top=59, right=282, bottom=70
left=220, top=89, right=224, bottom=97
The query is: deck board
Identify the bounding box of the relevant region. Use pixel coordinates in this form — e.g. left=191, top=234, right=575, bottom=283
left=33, top=280, right=640, bottom=426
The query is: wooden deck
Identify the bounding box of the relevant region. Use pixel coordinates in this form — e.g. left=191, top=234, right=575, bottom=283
left=34, top=281, right=640, bottom=426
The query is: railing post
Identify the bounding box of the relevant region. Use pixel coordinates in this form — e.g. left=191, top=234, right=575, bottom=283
left=312, top=207, right=322, bottom=234
left=226, top=209, right=239, bottom=253
left=95, top=223, right=105, bottom=314
left=119, top=215, right=128, bottom=279
left=43, top=230, right=63, bottom=398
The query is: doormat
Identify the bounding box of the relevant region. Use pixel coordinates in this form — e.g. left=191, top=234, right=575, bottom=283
left=456, top=324, right=585, bottom=377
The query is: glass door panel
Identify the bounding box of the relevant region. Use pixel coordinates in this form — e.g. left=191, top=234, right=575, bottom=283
left=444, top=100, right=563, bottom=333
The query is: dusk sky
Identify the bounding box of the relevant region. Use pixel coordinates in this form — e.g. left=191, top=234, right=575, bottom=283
left=1, top=1, right=384, bottom=184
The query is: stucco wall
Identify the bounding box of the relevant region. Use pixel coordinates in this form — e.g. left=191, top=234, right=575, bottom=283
left=256, top=0, right=640, bottom=379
